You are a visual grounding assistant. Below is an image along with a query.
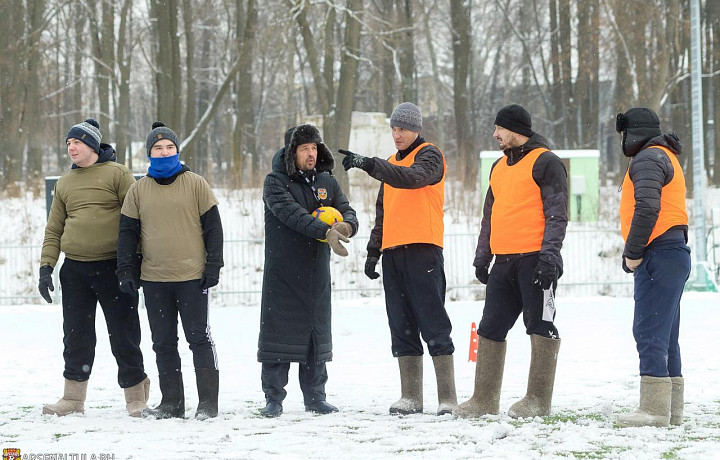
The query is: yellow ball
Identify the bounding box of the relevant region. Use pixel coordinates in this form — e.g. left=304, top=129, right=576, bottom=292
left=312, top=206, right=343, bottom=242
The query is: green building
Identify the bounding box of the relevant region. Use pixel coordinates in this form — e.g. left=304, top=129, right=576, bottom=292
left=478, top=149, right=600, bottom=222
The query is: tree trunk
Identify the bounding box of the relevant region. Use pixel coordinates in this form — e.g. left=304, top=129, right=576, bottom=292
left=232, top=0, right=257, bottom=187
left=450, top=0, right=475, bottom=187
left=182, top=0, right=197, bottom=170
left=150, top=0, right=183, bottom=129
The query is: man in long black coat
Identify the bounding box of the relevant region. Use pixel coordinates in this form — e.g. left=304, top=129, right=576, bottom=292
left=258, top=124, right=358, bottom=417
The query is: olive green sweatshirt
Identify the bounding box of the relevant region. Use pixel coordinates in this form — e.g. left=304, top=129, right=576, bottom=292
left=40, top=161, right=135, bottom=267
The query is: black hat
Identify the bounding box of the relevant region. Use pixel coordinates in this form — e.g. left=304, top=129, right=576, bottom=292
left=494, top=104, right=533, bottom=137
left=146, top=121, right=180, bottom=156
left=616, top=108, right=662, bottom=157
left=66, top=118, right=102, bottom=154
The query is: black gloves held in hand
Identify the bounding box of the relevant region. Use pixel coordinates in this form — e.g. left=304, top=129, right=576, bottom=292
left=339, top=149, right=373, bottom=172
left=532, top=260, right=558, bottom=290
left=475, top=265, right=489, bottom=285
left=365, top=255, right=380, bottom=280
left=38, top=265, right=54, bottom=303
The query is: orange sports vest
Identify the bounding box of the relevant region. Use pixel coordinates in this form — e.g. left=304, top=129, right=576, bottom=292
left=620, top=145, right=688, bottom=244
left=381, top=143, right=446, bottom=250
left=489, top=148, right=549, bottom=254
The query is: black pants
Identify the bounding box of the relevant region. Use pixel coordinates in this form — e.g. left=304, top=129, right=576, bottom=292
left=143, top=280, right=218, bottom=375
left=478, top=254, right=559, bottom=341
left=382, top=244, right=455, bottom=357
left=261, top=340, right=328, bottom=405
left=59, top=258, right=146, bottom=388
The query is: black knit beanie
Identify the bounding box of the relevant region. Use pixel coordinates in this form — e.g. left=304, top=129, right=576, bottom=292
left=494, top=104, right=533, bottom=137
left=66, top=119, right=102, bottom=153
left=146, top=121, right=180, bottom=156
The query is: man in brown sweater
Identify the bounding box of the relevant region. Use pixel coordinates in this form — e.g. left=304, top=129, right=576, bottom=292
left=39, top=118, right=150, bottom=417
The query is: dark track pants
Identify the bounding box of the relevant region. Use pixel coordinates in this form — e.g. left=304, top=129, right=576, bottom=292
left=478, top=254, right=559, bottom=342
left=261, top=341, right=328, bottom=405
left=143, top=280, right=218, bottom=375
left=59, top=258, right=146, bottom=388
left=382, top=244, right=454, bottom=357
left=632, top=233, right=691, bottom=377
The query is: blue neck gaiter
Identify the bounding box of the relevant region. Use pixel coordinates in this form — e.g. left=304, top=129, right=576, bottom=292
left=148, top=154, right=182, bottom=178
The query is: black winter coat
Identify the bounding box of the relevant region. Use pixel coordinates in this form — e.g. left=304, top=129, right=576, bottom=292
left=474, top=133, right=568, bottom=274
left=258, top=142, right=358, bottom=363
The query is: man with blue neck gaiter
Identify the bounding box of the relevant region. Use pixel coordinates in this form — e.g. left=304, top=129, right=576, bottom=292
left=117, top=122, right=224, bottom=420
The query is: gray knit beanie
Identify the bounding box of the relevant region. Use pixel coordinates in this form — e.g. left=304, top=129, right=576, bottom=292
left=146, top=121, right=180, bottom=156
left=66, top=118, right=102, bottom=153
left=390, top=102, right=423, bottom=133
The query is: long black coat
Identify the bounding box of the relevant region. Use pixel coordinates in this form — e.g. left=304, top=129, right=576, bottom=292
left=258, top=138, right=357, bottom=364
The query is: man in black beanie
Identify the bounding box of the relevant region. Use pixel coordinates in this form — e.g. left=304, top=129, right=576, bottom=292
left=340, top=102, right=458, bottom=417
left=39, top=118, right=150, bottom=418
left=456, top=104, right=568, bottom=419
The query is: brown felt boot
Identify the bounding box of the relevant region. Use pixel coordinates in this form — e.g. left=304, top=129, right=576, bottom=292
left=455, top=337, right=506, bottom=418
left=617, top=376, right=671, bottom=427
left=42, top=379, right=88, bottom=416
left=508, top=335, right=561, bottom=418
left=389, top=356, right=423, bottom=415
left=432, top=355, right=458, bottom=415
left=124, top=377, right=151, bottom=418
left=670, top=377, right=684, bottom=426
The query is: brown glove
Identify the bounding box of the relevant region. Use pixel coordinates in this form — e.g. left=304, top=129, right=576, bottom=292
left=326, top=227, right=349, bottom=257
left=332, top=221, right=353, bottom=238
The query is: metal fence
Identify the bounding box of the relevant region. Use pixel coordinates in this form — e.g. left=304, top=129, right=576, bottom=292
left=1, top=225, right=682, bottom=306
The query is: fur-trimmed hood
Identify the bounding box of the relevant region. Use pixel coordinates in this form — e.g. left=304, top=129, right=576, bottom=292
left=272, top=124, right=335, bottom=176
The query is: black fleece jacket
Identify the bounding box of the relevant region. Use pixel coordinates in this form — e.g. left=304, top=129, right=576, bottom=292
left=474, top=133, right=568, bottom=274
left=366, top=136, right=445, bottom=257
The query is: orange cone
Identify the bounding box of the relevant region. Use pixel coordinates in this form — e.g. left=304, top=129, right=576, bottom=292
left=468, top=322, right=479, bottom=362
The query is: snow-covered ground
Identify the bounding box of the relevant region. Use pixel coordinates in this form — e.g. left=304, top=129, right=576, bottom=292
left=2, top=293, right=720, bottom=459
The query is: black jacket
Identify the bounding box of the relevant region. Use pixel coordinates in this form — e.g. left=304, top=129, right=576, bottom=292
left=622, top=133, right=687, bottom=260
left=474, top=133, right=568, bottom=274
left=258, top=134, right=358, bottom=363
left=365, top=136, right=445, bottom=257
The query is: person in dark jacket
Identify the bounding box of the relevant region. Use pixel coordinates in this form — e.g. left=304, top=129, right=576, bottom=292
left=340, top=102, right=458, bottom=416
left=457, top=104, right=567, bottom=419
left=117, top=122, right=224, bottom=420
left=39, top=118, right=149, bottom=417
left=258, top=124, right=358, bottom=418
left=615, top=108, right=691, bottom=428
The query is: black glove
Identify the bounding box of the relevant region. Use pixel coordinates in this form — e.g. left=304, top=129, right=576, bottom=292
left=365, top=255, right=380, bottom=280
left=475, top=265, right=489, bottom=285
left=532, top=260, right=558, bottom=290
left=38, top=265, right=54, bottom=303
left=339, top=149, right=373, bottom=172
left=200, top=266, right=220, bottom=290
left=118, top=277, right=138, bottom=295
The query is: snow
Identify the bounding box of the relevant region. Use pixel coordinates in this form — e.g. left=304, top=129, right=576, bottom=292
left=2, top=293, right=720, bottom=459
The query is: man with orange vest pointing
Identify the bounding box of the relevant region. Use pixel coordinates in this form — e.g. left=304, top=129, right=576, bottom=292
left=456, top=104, right=567, bottom=419
left=340, top=102, right=457, bottom=416
left=615, top=108, right=690, bottom=428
